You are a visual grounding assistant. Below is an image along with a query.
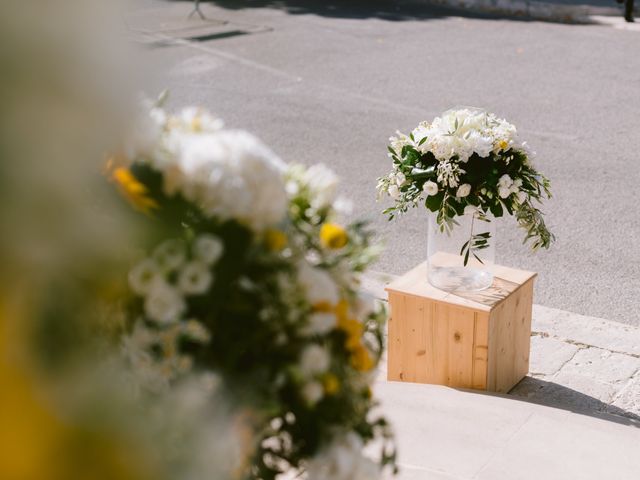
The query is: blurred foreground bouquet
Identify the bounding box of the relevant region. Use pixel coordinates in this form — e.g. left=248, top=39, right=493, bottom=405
left=109, top=97, right=396, bottom=479
left=0, top=1, right=245, bottom=479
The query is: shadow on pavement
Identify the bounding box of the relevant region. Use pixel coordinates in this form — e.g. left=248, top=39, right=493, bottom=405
left=508, top=376, right=640, bottom=428
left=172, top=0, right=545, bottom=23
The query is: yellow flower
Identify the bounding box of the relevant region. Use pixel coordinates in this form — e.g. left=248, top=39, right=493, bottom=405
left=263, top=229, right=288, bottom=252
left=312, top=301, right=334, bottom=313
left=334, top=299, right=349, bottom=323
left=319, top=223, right=348, bottom=249
left=498, top=140, right=509, bottom=151
left=351, top=345, right=374, bottom=372
left=110, top=166, right=158, bottom=215
left=341, top=319, right=364, bottom=351
left=322, top=373, right=340, bottom=395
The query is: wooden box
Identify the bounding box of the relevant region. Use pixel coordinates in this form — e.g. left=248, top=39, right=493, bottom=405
left=385, top=260, right=536, bottom=393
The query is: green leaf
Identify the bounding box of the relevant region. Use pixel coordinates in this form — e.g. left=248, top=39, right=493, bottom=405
left=489, top=201, right=504, bottom=218
left=425, top=191, right=444, bottom=212
left=459, top=239, right=470, bottom=256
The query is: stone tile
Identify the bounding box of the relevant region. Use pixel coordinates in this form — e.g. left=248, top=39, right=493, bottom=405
left=528, top=335, right=581, bottom=376
left=476, top=408, right=640, bottom=480
left=550, top=371, right=618, bottom=404
left=532, top=305, right=640, bottom=356
left=559, top=347, right=640, bottom=386
left=610, top=373, right=640, bottom=419
left=375, top=381, right=535, bottom=480
left=509, top=375, right=617, bottom=414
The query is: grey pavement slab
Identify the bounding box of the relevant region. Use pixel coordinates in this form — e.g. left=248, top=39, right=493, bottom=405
left=131, top=1, right=640, bottom=326
left=375, top=381, right=640, bottom=479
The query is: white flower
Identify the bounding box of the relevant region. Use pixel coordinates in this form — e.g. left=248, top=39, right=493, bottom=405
left=193, top=234, right=223, bottom=265
left=175, top=130, right=288, bottom=232
left=301, top=381, right=324, bottom=405
left=303, top=164, right=339, bottom=210
left=395, top=172, right=406, bottom=186
left=456, top=183, right=471, bottom=198
left=388, top=131, right=411, bottom=156
left=128, top=258, right=162, bottom=296
left=334, top=196, right=353, bottom=215
left=498, top=186, right=512, bottom=199
left=423, top=180, right=438, bottom=196
left=510, top=178, right=523, bottom=194
left=436, top=160, right=464, bottom=188
left=464, top=205, right=479, bottom=216
left=300, top=344, right=330, bottom=376
left=153, top=239, right=187, bottom=272
left=354, top=292, right=376, bottom=319
left=144, top=281, right=186, bottom=324
left=516, top=191, right=527, bottom=203
left=178, top=261, right=213, bottom=295
left=297, top=261, right=339, bottom=307
left=174, top=106, right=224, bottom=133
left=498, top=174, right=513, bottom=189
left=306, top=433, right=381, bottom=480
left=121, top=322, right=156, bottom=366
left=387, top=184, right=400, bottom=199
left=302, top=312, right=337, bottom=336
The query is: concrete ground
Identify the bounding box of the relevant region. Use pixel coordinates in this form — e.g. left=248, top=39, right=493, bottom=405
left=129, top=0, right=640, bottom=326
left=374, top=381, right=640, bottom=479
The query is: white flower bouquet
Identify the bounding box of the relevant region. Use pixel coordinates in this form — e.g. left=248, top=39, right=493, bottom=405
left=377, top=108, right=554, bottom=265
left=109, top=96, right=396, bottom=479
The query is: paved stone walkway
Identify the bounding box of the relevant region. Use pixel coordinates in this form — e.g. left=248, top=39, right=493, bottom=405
left=363, top=272, right=640, bottom=425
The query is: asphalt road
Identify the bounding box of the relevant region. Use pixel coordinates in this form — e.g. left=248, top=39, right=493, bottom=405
left=135, top=0, right=640, bottom=325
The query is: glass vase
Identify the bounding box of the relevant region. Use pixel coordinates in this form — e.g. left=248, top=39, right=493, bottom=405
left=427, top=210, right=495, bottom=292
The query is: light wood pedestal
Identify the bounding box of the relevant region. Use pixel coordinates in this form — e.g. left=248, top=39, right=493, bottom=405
left=385, top=261, right=536, bottom=393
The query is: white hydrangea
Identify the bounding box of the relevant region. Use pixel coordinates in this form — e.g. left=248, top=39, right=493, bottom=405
left=129, top=104, right=288, bottom=232
left=413, top=109, right=519, bottom=163
left=306, top=433, right=381, bottom=480
left=297, top=261, right=339, bottom=307
left=172, top=130, right=288, bottom=231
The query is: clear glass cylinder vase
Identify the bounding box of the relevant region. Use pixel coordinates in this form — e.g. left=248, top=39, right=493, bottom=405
left=427, top=210, right=495, bottom=292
